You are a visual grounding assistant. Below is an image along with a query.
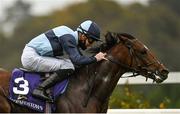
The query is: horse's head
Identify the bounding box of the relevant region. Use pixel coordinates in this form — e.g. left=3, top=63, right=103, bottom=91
left=104, top=32, right=169, bottom=83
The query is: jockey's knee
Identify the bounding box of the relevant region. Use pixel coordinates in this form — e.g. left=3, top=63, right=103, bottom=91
left=55, top=69, right=74, bottom=76
left=21, top=56, right=41, bottom=71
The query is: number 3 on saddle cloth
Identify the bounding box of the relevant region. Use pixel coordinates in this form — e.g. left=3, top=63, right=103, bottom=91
left=8, top=68, right=69, bottom=112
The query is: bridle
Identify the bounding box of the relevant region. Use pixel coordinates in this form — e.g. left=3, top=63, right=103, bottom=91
left=106, top=39, right=159, bottom=82
left=83, top=37, right=160, bottom=107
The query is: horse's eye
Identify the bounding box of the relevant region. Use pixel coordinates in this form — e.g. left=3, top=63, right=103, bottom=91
left=141, top=49, right=147, bottom=55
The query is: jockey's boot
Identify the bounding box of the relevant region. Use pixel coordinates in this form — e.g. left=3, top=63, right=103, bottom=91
left=32, top=69, right=74, bottom=102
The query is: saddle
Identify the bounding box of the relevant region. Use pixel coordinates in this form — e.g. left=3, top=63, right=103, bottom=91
left=8, top=68, right=69, bottom=112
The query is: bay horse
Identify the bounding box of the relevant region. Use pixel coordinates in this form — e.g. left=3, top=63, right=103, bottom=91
left=0, top=32, right=169, bottom=113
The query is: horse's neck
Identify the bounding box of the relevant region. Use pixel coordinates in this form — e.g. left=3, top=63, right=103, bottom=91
left=73, top=60, right=126, bottom=102
left=63, top=59, right=126, bottom=112
left=91, top=61, right=125, bottom=103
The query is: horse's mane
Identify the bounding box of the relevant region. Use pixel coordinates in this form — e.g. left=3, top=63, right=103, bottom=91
left=87, top=32, right=136, bottom=53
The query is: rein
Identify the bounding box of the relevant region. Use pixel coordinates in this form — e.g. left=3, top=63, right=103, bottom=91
left=82, top=65, right=97, bottom=107
left=106, top=42, right=157, bottom=81
left=107, top=55, right=157, bottom=81
left=107, top=55, right=140, bottom=78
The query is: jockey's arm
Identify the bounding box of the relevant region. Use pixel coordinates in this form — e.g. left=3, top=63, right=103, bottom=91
left=61, top=35, right=97, bottom=66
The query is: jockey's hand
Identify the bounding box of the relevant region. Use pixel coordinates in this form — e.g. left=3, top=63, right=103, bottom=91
left=94, top=52, right=108, bottom=62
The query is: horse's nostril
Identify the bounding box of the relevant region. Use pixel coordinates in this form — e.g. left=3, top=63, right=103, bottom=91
left=160, top=69, right=169, bottom=80
left=161, top=69, right=169, bottom=76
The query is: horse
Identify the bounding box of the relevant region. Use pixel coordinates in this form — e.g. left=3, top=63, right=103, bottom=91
left=0, top=32, right=169, bottom=113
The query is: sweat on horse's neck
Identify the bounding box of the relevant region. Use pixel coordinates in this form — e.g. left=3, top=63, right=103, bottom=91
left=67, top=45, right=129, bottom=108
left=86, top=45, right=130, bottom=103
left=90, top=60, right=126, bottom=103
left=74, top=60, right=125, bottom=104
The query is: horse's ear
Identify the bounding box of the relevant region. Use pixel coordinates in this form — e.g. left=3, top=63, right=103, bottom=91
left=117, top=33, right=132, bottom=48
left=104, top=31, right=112, bottom=41
left=105, top=31, right=118, bottom=46
left=117, top=33, right=128, bottom=43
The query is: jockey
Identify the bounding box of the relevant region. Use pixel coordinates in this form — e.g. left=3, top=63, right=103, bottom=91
left=21, top=20, right=107, bottom=102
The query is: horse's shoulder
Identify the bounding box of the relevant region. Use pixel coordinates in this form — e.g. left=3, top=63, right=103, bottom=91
left=0, top=68, right=10, bottom=90
left=0, top=68, right=7, bottom=71
left=0, top=68, right=11, bottom=79
left=0, top=68, right=9, bottom=73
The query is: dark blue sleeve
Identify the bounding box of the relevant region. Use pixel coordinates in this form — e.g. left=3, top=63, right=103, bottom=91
left=60, top=34, right=97, bottom=65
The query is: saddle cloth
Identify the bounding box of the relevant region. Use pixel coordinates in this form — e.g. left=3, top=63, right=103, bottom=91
left=8, top=68, right=69, bottom=112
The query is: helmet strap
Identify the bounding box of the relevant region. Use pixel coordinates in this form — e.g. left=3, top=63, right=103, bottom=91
left=78, top=40, right=87, bottom=50
left=78, top=26, right=88, bottom=35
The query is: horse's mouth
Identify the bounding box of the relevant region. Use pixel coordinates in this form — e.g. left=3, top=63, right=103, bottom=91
left=155, top=69, right=169, bottom=83
left=154, top=74, right=166, bottom=83
left=141, top=70, right=169, bottom=83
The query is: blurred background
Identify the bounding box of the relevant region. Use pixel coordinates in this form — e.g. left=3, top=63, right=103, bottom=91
left=0, top=0, right=179, bottom=109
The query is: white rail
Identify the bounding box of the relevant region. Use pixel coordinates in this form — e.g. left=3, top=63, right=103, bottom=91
left=108, top=109, right=180, bottom=114
left=117, top=72, right=180, bottom=85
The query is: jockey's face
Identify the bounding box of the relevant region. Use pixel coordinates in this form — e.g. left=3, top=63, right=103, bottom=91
left=79, top=33, right=95, bottom=50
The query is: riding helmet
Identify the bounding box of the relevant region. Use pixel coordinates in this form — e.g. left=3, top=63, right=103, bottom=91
left=77, top=20, right=102, bottom=41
